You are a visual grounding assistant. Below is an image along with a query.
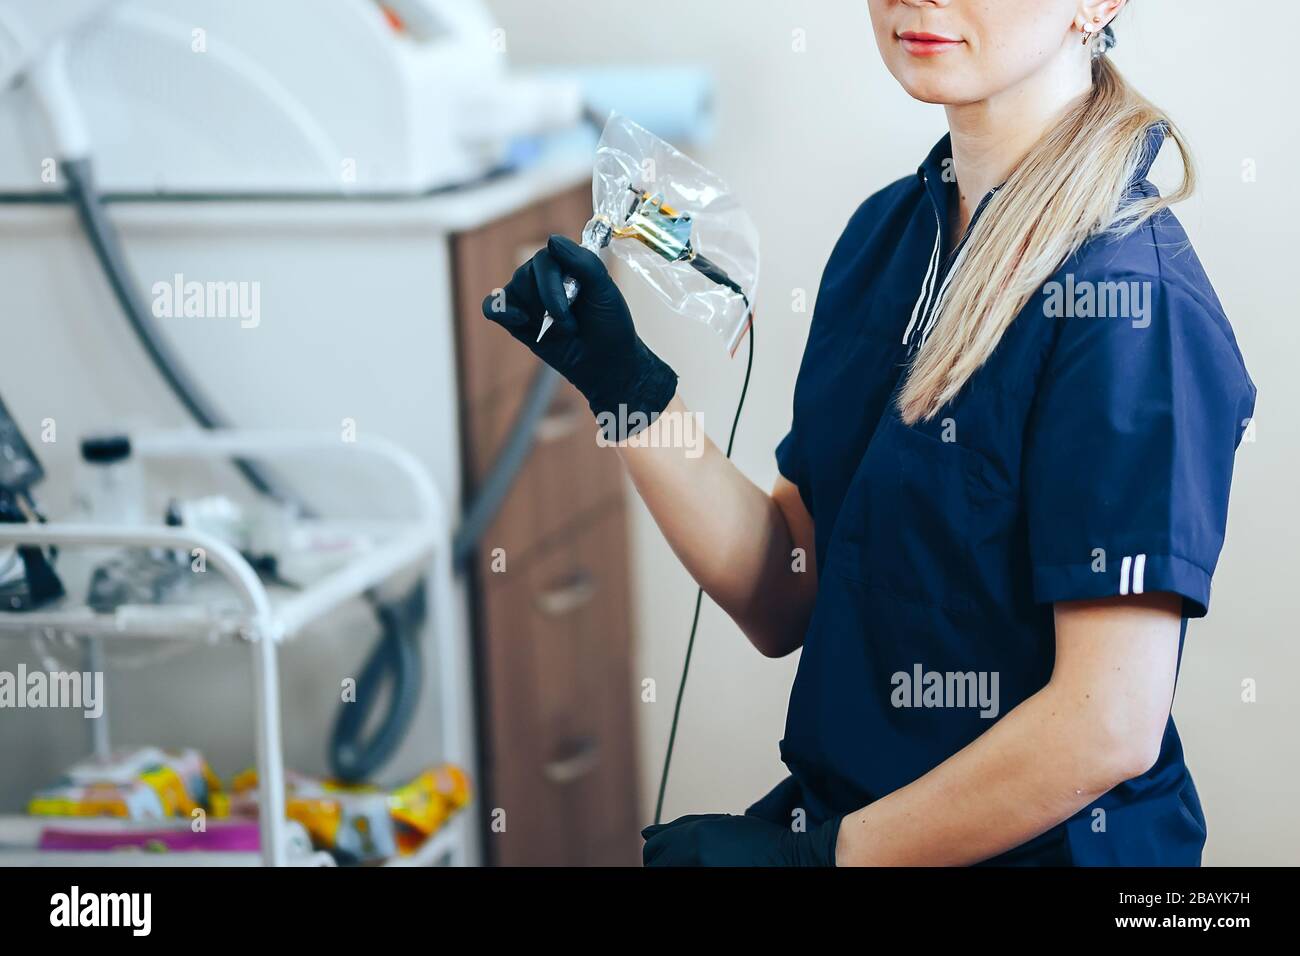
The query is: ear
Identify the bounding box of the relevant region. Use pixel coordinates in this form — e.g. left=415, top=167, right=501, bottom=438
left=1076, top=0, right=1126, bottom=37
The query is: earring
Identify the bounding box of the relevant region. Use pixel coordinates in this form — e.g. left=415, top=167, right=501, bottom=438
left=1082, top=14, right=1103, bottom=45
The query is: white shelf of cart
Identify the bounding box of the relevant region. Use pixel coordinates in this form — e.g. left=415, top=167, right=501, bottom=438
left=0, top=521, right=429, bottom=644
left=0, top=429, right=471, bottom=867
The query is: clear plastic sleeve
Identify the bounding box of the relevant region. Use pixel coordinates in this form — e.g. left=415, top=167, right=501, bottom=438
left=585, top=112, right=758, bottom=354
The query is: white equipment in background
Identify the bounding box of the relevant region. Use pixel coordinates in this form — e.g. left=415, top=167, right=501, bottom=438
left=0, top=1, right=110, bottom=87
left=0, top=0, right=583, bottom=193
left=0, top=0, right=593, bottom=867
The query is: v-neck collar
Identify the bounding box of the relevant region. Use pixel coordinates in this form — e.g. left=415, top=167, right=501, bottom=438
left=902, top=123, right=1169, bottom=352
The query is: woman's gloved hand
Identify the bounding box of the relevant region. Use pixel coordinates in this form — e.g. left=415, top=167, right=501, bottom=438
left=641, top=813, right=842, bottom=867
left=481, top=235, right=678, bottom=442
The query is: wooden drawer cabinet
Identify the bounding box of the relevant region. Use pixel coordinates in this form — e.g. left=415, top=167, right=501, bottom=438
left=450, top=181, right=641, bottom=866
left=463, top=378, right=623, bottom=577
left=477, top=506, right=640, bottom=866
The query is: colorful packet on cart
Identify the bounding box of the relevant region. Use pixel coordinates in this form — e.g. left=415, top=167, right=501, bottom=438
left=28, top=747, right=221, bottom=820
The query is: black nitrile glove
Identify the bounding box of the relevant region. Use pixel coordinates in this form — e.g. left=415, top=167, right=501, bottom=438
left=641, top=813, right=842, bottom=867
left=481, top=234, right=678, bottom=442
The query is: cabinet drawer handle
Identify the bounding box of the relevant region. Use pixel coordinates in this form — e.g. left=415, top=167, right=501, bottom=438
left=535, top=397, right=583, bottom=443
left=534, top=569, right=597, bottom=616
left=543, top=738, right=601, bottom=784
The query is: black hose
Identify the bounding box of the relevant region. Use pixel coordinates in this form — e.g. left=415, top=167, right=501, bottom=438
left=452, top=364, right=562, bottom=572
left=62, top=158, right=297, bottom=506
left=328, top=582, right=426, bottom=780
left=62, top=157, right=422, bottom=782
left=690, top=254, right=746, bottom=300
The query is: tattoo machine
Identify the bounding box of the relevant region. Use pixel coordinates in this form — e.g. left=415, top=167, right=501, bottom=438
left=537, top=112, right=759, bottom=355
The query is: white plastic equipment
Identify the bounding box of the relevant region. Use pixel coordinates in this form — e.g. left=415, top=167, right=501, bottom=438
left=0, top=0, right=583, bottom=193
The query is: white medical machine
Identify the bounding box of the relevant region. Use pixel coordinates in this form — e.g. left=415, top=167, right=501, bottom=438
left=0, top=0, right=582, bottom=193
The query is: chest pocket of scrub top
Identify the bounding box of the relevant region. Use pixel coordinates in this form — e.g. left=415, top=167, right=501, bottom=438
left=828, top=408, right=1000, bottom=616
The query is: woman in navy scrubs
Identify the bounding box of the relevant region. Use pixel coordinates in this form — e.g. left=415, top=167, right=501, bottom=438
left=485, top=0, right=1254, bottom=866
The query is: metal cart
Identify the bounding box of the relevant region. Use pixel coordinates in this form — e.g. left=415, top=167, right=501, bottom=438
left=0, top=429, right=471, bottom=866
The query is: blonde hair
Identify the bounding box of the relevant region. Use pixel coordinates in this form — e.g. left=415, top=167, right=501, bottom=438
left=898, top=55, right=1195, bottom=423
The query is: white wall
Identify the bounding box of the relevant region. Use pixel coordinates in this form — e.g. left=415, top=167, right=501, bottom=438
left=486, top=0, right=1299, bottom=864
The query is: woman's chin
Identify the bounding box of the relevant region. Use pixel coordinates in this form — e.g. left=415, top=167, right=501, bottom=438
left=893, top=72, right=983, bottom=107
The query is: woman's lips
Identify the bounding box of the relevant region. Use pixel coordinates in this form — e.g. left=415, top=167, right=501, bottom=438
left=898, top=31, right=964, bottom=56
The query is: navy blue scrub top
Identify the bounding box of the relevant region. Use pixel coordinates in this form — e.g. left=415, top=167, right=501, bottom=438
left=761, top=126, right=1256, bottom=866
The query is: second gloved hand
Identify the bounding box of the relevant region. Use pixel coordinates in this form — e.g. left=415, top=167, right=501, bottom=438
left=481, top=235, right=678, bottom=442
left=641, top=813, right=842, bottom=867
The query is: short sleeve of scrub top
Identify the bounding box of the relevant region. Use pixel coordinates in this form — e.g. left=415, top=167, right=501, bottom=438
left=1023, top=276, right=1256, bottom=618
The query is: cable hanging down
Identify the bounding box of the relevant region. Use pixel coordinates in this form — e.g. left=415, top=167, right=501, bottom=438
left=654, top=309, right=754, bottom=826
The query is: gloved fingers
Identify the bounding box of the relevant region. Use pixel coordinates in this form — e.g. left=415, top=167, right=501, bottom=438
left=640, top=813, right=728, bottom=841
left=481, top=302, right=534, bottom=333
left=642, top=836, right=671, bottom=866
left=642, top=827, right=695, bottom=867
left=547, top=234, right=627, bottom=316
left=505, top=255, right=546, bottom=315
left=641, top=814, right=729, bottom=867
left=481, top=249, right=578, bottom=342
left=531, top=247, right=580, bottom=338
left=643, top=817, right=750, bottom=867
left=480, top=288, right=510, bottom=324
left=481, top=257, right=543, bottom=337
left=482, top=299, right=552, bottom=349
left=547, top=234, right=610, bottom=286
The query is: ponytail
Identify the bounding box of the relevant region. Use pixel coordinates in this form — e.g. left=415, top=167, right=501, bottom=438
left=897, top=55, right=1195, bottom=423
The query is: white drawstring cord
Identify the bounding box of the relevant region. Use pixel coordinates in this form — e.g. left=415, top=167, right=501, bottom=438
left=916, top=251, right=959, bottom=348
left=902, top=207, right=942, bottom=346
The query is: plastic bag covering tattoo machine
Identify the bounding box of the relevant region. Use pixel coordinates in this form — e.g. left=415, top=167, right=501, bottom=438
left=538, top=112, right=759, bottom=355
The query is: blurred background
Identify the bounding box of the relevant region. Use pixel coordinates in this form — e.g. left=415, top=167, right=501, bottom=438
left=0, top=0, right=1293, bottom=866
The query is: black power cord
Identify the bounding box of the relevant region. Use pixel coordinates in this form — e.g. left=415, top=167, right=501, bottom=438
left=653, top=310, right=754, bottom=825
left=62, top=159, right=293, bottom=505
